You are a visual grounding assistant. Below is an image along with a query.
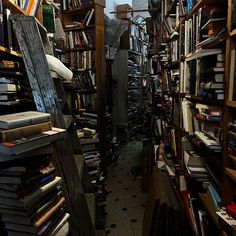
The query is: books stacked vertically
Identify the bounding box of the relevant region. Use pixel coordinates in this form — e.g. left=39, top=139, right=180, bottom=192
left=69, top=50, right=95, bottom=71
left=0, top=111, right=70, bottom=235
left=65, top=30, right=95, bottom=50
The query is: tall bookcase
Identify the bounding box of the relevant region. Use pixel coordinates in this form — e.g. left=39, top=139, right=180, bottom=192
left=145, top=0, right=236, bottom=234
left=60, top=0, right=107, bottom=164
left=60, top=0, right=108, bottom=230
left=113, top=18, right=148, bottom=142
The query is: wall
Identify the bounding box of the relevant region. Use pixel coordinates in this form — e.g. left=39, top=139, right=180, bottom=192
left=132, top=0, right=150, bottom=18
left=105, top=0, right=132, bottom=18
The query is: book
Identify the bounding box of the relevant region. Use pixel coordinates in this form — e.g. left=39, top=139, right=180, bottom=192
left=184, top=150, right=205, bottom=167
left=0, top=121, right=52, bottom=142
left=0, top=176, right=61, bottom=209
left=0, top=93, right=18, bottom=101
left=0, top=111, right=51, bottom=129
left=42, top=5, right=55, bottom=33
left=86, top=8, right=95, bottom=26
left=5, top=206, right=65, bottom=235
left=0, top=195, right=63, bottom=225
left=0, top=127, right=66, bottom=155
left=200, top=82, right=224, bottom=90
left=50, top=213, right=70, bottom=236
left=0, top=84, right=19, bottom=92
left=0, top=163, right=55, bottom=185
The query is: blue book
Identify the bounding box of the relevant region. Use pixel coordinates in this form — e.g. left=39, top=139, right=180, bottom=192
left=207, top=183, right=221, bottom=210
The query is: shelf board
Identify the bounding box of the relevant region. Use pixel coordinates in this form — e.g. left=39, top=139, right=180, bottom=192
left=128, top=49, right=142, bottom=55
left=72, top=68, right=96, bottom=72
left=185, top=48, right=223, bottom=61
left=0, top=46, right=22, bottom=59
left=230, top=28, right=236, bottom=37
left=227, top=101, right=236, bottom=108
left=3, top=0, right=26, bottom=14
left=65, top=47, right=95, bottom=52
left=185, top=95, right=223, bottom=106
left=225, top=168, right=236, bottom=183
left=64, top=24, right=95, bottom=32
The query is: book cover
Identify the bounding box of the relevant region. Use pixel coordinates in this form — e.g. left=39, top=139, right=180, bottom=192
left=0, top=176, right=61, bottom=209
left=0, top=121, right=52, bottom=142
left=0, top=127, right=66, bottom=155
left=0, top=111, right=51, bottom=129
left=42, top=5, right=55, bottom=33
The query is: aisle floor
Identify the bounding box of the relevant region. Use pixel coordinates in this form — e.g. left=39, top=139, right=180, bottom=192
left=105, top=141, right=147, bottom=236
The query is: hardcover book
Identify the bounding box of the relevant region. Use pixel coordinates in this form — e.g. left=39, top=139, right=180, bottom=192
left=0, top=111, right=51, bottom=129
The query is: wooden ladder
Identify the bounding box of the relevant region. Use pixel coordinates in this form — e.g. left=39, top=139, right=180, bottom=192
left=11, top=14, right=96, bottom=236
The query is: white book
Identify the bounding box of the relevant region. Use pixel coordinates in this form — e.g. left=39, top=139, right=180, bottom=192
left=0, top=111, right=51, bottom=129
left=50, top=213, right=70, bottom=236
left=0, top=84, right=19, bottom=92
left=86, top=8, right=95, bottom=26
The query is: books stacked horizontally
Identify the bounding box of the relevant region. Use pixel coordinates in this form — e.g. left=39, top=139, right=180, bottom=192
left=0, top=77, right=21, bottom=106
left=199, top=53, right=225, bottom=100
left=184, top=150, right=209, bottom=181
left=0, top=111, right=70, bottom=235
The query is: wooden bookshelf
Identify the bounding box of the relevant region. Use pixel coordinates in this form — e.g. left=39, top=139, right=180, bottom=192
left=2, top=0, right=26, bottom=14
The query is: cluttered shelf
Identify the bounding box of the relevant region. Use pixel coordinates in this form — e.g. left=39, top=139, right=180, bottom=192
left=0, top=46, right=22, bottom=60
left=185, top=95, right=224, bottom=106
left=62, top=4, right=95, bottom=14
left=186, top=0, right=223, bottom=20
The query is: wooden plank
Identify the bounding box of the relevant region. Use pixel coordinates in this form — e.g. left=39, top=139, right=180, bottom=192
left=11, top=14, right=95, bottom=236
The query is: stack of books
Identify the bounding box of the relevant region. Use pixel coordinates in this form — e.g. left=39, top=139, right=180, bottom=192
left=0, top=77, right=21, bottom=106
left=0, top=111, right=70, bottom=235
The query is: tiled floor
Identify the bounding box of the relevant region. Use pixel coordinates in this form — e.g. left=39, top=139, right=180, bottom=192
left=105, top=141, right=147, bottom=236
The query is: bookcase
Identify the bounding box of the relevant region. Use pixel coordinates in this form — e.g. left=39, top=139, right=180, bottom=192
left=60, top=0, right=108, bottom=230
left=113, top=16, right=148, bottom=142
left=145, top=0, right=236, bottom=234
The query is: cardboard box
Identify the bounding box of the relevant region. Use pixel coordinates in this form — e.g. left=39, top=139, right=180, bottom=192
left=116, top=4, right=133, bottom=19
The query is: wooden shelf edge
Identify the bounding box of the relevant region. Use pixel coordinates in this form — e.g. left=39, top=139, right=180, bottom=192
left=64, top=25, right=95, bottom=32
left=225, top=168, right=236, bottom=183
left=3, top=0, right=26, bottom=15
left=230, top=28, right=236, bottom=37
left=186, top=0, right=223, bottom=20
left=227, top=101, right=236, bottom=108
left=0, top=46, right=22, bottom=58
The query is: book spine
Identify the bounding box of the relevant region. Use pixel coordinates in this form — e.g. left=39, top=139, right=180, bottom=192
left=0, top=121, right=52, bottom=142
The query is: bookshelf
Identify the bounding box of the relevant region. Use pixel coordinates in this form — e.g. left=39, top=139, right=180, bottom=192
left=113, top=16, right=148, bottom=142
left=60, top=0, right=109, bottom=230
left=145, top=0, right=236, bottom=234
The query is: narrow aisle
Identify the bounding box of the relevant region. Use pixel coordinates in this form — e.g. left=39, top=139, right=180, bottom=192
left=105, top=141, right=147, bottom=236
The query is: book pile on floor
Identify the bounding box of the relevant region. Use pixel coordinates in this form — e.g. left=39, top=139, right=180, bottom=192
left=0, top=111, right=70, bottom=236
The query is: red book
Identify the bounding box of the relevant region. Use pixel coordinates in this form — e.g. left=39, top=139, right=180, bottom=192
left=227, top=204, right=236, bottom=219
